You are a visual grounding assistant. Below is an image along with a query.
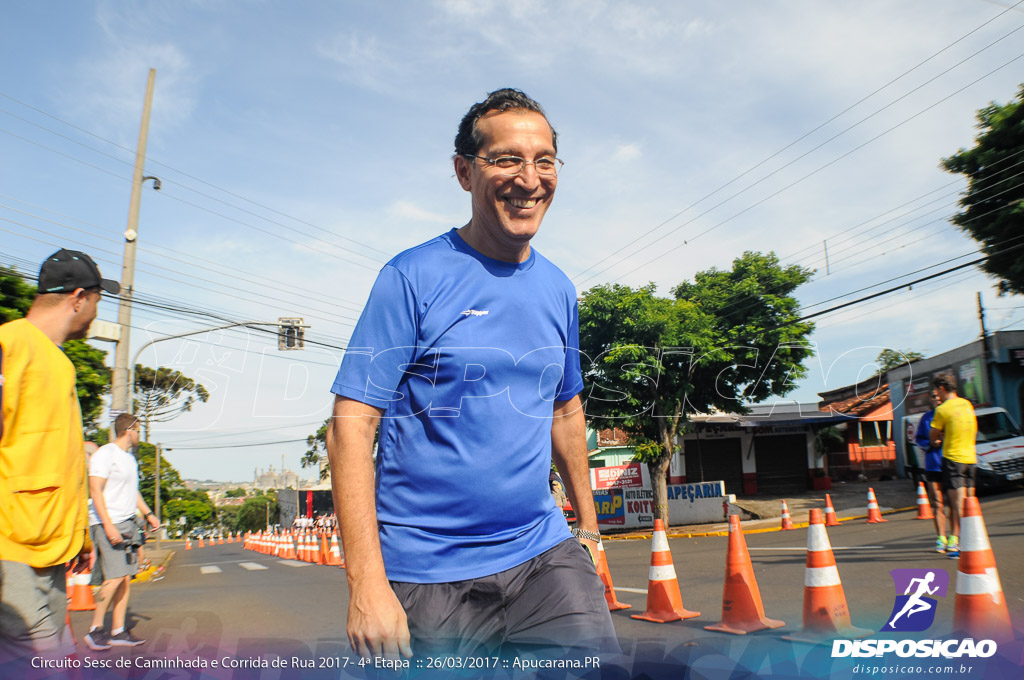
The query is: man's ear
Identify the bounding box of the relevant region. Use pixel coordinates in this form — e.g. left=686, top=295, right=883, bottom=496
left=454, top=155, right=473, bottom=191
left=70, top=288, right=87, bottom=311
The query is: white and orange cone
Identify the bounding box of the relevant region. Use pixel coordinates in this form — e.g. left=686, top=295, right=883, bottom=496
left=914, top=482, right=935, bottom=520
left=780, top=500, right=794, bottom=531
left=326, top=534, right=344, bottom=567
left=823, top=494, right=840, bottom=527
left=783, top=509, right=871, bottom=643
left=953, top=496, right=1013, bottom=643
left=596, top=539, right=631, bottom=611
left=865, top=488, right=887, bottom=523
left=705, top=515, right=785, bottom=635
left=631, top=519, right=700, bottom=623
left=198, top=535, right=205, bottom=548
left=185, top=537, right=192, bottom=551
left=67, top=569, right=96, bottom=612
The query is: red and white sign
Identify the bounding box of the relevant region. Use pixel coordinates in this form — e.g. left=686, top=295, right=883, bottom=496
left=592, top=463, right=645, bottom=490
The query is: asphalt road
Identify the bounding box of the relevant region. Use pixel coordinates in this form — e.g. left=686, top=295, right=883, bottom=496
left=67, top=487, right=1024, bottom=677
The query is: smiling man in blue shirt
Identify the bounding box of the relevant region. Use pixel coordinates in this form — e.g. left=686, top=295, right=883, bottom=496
left=327, top=89, right=615, bottom=661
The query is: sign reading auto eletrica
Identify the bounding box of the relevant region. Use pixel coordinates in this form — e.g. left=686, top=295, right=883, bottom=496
left=589, top=463, right=735, bottom=529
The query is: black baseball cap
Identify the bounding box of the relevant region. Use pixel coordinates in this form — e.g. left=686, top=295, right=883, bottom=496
left=38, top=249, right=120, bottom=295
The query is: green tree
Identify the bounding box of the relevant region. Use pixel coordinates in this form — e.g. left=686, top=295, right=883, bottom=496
left=304, top=417, right=378, bottom=480
left=876, top=348, right=925, bottom=374
left=237, top=492, right=279, bottom=532
left=216, top=505, right=241, bottom=532
left=0, top=265, right=34, bottom=322
left=163, top=498, right=213, bottom=531
left=136, top=442, right=186, bottom=511
left=65, top=340, right=111, bottom=431
left=942, top=84, right=1024, bottom=295
left=579, top=252, right=814, bottom=520
left=225, top=487, right=247, bottom=498
left=133, top=364, right=210, bottom=441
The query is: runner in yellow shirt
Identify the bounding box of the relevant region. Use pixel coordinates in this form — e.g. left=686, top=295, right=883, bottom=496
left=929, top=373, right=977, bottom=559
left=0, top=249, right=118, bottom=665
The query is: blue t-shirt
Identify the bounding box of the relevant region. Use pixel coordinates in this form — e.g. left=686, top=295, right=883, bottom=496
left=331, top=229, right=582, bottom=583
left=914, top=410, right=942, bottom=473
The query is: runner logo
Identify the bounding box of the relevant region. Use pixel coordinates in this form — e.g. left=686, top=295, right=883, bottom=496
left=881, top=568, right=949, bottom=632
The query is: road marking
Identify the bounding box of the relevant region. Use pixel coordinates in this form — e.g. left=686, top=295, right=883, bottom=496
left=239, top=562, right=269, bottom=571
left=278, top=560, right=312, bottom=567
left=748, top=546, right=885, bottom=551
left=614, top=587, right=648, bottom=594
left=199, top=566, right=222, bottom=574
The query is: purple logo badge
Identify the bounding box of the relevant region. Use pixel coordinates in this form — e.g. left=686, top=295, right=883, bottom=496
left=880, top=568, right=949, bottom=632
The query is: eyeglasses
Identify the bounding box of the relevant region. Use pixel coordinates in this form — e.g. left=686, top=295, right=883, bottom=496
left=463, top=154, right=564, bottom=177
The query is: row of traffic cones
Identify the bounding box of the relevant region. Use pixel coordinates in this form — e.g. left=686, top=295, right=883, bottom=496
left=614, top=495, right=1011, bottom=643
left=185, top=531, right=240, bottom=550
left=780, top=488, right=888, bottom=530
left=243, top=529, right=345, bottom=568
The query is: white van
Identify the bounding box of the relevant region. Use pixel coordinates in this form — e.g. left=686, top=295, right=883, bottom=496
left=904, top=406, right=1024, bottom=489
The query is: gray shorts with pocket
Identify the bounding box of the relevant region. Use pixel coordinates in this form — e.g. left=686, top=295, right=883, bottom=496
left=91, top=520, right=140, bottom=581
left=390, top=538, right=619, bottom=658
left=0, top=560, right=70, bottom=660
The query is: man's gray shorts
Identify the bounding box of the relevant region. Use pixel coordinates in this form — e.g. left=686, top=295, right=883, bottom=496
left=91, top=520, right=140, bottom=581
left=0, top=561, right=70, bottom=660
left=390, top=538, right=619, bottom=657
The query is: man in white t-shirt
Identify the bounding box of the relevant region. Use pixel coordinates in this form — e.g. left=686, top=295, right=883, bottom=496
left=84, top=414, right=159, bottom=650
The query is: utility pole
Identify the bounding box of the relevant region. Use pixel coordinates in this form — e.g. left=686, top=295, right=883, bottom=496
left=978, top=291, right=995, bottom=404
left=111, top=68, right=157, bottom=427
left=155, top=443, right=162, bottom=551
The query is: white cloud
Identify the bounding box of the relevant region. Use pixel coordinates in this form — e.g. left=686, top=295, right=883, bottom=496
left=388, top=200, right=454, bottom=225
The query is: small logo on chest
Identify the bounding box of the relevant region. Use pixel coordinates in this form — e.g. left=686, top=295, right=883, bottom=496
left=460, top=309, right=489, bottom=317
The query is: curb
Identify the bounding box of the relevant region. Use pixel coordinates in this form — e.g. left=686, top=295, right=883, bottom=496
left=132, top=550, right=175, bottom=583
left=602, top=505, right=917, bottom=541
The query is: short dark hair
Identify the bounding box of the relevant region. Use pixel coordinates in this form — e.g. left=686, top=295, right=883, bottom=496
left=115, top=413, right=140, bottom=438
left=454, top=88, right=557, bottom=157
left=932, top=374, right=957, bottom=392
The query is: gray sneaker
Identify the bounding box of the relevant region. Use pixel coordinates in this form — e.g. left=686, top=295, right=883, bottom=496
left=109, top=630, right=146, bottom=647
left=84, top=627, right=111, bottom=651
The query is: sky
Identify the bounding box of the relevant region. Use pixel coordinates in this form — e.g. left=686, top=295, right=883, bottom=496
left=3, top=1, right=1023, bottom=482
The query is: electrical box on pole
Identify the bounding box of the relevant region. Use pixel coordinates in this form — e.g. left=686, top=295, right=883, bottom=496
left=278, top=318, right=306, bottom=350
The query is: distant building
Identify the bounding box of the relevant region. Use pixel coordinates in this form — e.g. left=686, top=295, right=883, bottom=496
left=818, top=375, right=896, bottom=480
left=253, top=465, right=299, bottom=490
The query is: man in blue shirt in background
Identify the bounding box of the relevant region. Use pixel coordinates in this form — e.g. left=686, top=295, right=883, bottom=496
left=326, top=89, right=616, bottom=661
left=914, top=389, right=947, bottom=553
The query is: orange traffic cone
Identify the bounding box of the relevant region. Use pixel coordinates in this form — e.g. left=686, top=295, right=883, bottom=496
left=780, top=500, right=794, bottom=530
left=319, top=533, right=329, bottom=565
left=311, top=533, right=321, bottom=564
left=327, top=534, right=344, bottom=566
left=824, top=494, right=840, bottom=527
left=865, top=488, right=887, bottom=523
left=914, top=482, right=935, bottom=520
left=596, top=539, right=631, bottom=611
left=227, top=532, right=234, bottom=544
left=185, top=537, right=192, bottom=550
left=953, top=496, right=1013, bottom=642
left=706, top=515, right=785, bottom=635
left=67, top=569, right=96, bottom=611
left=631, top=519, right=700, bottom=623
left=783, top=509, right=871, bottom=643
left=198, top=536, right=205, bottom=548
left=218, top=533, right=224, bottom=545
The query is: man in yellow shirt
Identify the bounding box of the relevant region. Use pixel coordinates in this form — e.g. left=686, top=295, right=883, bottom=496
left=0, top=249, right=119, bottom=663
left=929, top=373, right=978, bottom=559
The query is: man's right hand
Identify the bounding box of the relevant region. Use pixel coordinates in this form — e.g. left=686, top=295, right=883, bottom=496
left=347, top=580, right=413, bottom=660
left=104, top=523, right=123, bottom=545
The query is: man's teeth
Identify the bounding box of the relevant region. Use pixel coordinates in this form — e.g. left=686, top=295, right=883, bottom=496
left=506, top=198, right=537, bottom=209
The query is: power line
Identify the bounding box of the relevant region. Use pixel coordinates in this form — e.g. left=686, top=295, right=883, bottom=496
left=605, top=49, right=1024, bottom=285
left=571, top=6, right=1024, bottom=285
left=0, top=92, right=393, bottom=260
